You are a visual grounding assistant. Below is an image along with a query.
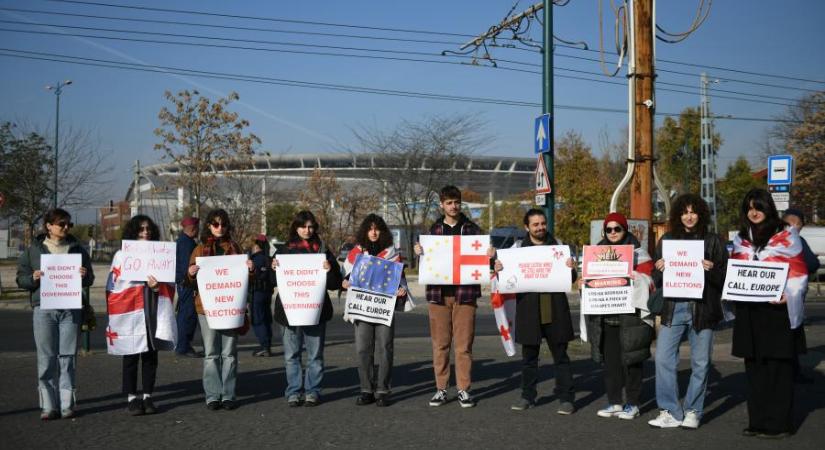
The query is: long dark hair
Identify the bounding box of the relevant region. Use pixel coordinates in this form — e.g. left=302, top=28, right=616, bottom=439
left=200, top=209, right=233, bottom=242
left=288, top=210, right=320, bottom=242
left=122, top=215, right=160, bottom=241
left=738, top=188, right=783, bottom=248
left=668, top=193, right=710, bottom=238
left=355, top=214, right=393, bottom=252
left=42, top=208, right=72, bottom=237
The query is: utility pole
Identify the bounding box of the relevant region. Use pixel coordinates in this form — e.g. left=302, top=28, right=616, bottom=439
left=45, top=80, right=72, bottom=208
left=131, top=160, right=141, bottom=217
left=629, top=0, right=654, bottom=228
left=700, top=72, right=718, bottom=231
left=541, top=0, right=555, bottom=234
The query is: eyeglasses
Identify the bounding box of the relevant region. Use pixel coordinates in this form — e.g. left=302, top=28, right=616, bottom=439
left=604, top=226, right=624, bottom=234
left=210, top=221, right=226, bottom=229
left=52, top=221, right=73, bottom=229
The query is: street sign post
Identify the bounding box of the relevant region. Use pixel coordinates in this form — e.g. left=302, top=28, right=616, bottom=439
left=535, top=155, right=551, bottom=194
left=767, top=155, right=793, bottom=185
left=534, top=114, right=551, bottom=154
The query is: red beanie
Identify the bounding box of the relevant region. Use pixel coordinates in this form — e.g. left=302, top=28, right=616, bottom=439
left=603, top=212, right=628, bottom=231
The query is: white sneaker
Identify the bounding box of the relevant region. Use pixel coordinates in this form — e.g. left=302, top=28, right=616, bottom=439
left=681, top=410, right=700, bottom=429
left=617, top=404, right=640, bottom=420
left=596, top=404, right=624, bottom=418
left=648, top=410, right=682, bottom=428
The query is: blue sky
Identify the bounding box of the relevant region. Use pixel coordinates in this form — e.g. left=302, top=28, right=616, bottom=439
left=2, top=0, right=824, bottom=211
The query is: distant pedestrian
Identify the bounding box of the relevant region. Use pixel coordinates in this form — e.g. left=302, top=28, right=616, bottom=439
left=16, top=208, right=94, bottom=420
left=248, top=234, right=274, bottom=357
left=175, top=216, right=202, bottom=358
left=186, top=209, right=253, bottom=411
left=105, top=215, right=177, bottom=416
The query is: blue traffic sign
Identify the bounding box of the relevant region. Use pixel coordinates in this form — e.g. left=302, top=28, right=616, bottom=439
left=767, top=154, right=793, bottom=185
left=534, top=114, right=551, bottom=154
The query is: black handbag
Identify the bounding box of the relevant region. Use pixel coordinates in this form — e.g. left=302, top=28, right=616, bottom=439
left=647, top=288, right=664, bottom=315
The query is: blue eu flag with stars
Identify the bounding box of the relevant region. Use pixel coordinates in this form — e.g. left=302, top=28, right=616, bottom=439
left=350, top=254, right=403, bottom=296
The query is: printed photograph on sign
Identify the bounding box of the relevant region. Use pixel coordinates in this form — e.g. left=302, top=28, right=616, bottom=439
left=582, top=245, right=633, bottom=279
left=418, top=235, right=490, bottom=286
left=344, top=254, right=404, bottom=326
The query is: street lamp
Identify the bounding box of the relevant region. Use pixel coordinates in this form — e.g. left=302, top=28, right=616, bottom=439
left=45, top=80, right=72, bottom=208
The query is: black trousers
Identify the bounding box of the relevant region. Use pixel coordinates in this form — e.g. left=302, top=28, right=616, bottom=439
left=520, top=328, right=573, bottom=402
left=745, top=357, right=795, bottom=433
left=603, top=324, right=643, bottom=405
left=123, top=350, right=159, bottom=395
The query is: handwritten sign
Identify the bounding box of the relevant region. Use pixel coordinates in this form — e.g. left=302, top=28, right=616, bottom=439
left=722, top=260, right=789, bottom=303
left=580, top=245, right=634, bottom=315
left=662, top=240, right=704, bottom=299
left=195, top=254, right=249, bottom=329
left=496, top=245, right=571, bottom=294
left=40, top=254, right=82, bottom=309
left=120, top=240, right=176, bottom=283
left=275, top=254, right=328, bottom=326
left=418, top=235, right=490, bottom=285
left=344, top=254, right=403, bottom=326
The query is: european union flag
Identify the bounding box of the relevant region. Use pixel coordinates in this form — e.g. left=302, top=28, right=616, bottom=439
left=350, top=254, right=403, bottom=296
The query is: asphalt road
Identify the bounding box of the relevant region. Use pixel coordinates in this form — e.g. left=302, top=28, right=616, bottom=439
left=1, top=303, right=823, bottom=449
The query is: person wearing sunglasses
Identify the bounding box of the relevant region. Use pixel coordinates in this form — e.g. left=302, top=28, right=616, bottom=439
left=105, top=215, right=176, bottom=416
left=584, top=213, right=655, bottom=421
left=186, top=209, right=253, bottom=411
left=16, top=208, right=94, bottom=420
left=648, top=194, right=727, bottom=430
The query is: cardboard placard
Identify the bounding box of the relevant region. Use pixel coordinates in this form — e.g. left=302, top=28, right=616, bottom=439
left=39, top=254, right=83, bottom=309
left=418, top=235, right=490, bottom=285
left=344, top=254, right=403, bottom=326
left=119, top=240, right=176, bottom=283
left=722, top=260, right=789, bottom=303
left=496, top=245, right=571, bottom=294
left=275, top=254, right=328, bottom=326
left=580, top=245, right=634, bottom=315
left=662, top=240, right=705, bottom=299
left=195, top=254, right=249, bottom=329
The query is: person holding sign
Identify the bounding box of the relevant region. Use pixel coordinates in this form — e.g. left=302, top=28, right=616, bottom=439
left=413, top=185, right=493, bottom=409
left=106, top=215, right=176, bottom=416
left=583, top=213, right=655, bottom=421
left=16, top=208, right=94, bottom=420
left=342, top=214, right=408, bottom=407
left=493, top=209, right=577, bottom=414
left=186, top=209, right=253, bottom=411
left=272, top=210, right=342, bottom=407
left=730, top=189, right=808, bottom=439
left=648, top=194, right=727, bottom=430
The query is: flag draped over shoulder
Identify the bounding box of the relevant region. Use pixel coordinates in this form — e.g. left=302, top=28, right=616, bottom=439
left=730, top=226, right=808, bottom=329
left=491, top=273, right=517, bottom=357
left=106, top=250, right=177, bottom=355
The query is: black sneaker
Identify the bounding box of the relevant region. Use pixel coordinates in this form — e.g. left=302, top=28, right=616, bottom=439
left=143, top=397, right=157, bottom=415
left=375, top=394, right=390, bottom=407
left=457, top=390, right=476, bottom=408
left=221, top=400, right=238, bottom=410
left=127, top=398, right=145, bottom=416
left=206, top=401, right=221, bottom=411
left=356, top=393, right=375, bottom=406
left=428, top=389, right=448, bottom=407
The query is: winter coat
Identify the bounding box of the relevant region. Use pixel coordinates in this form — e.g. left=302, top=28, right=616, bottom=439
left=513, top=236, right=577, bottom=346
left=653, top=231, right=727, bottom=331
left=16, top=234, right=95, bottom=308
left=272, top=239, right=343, bottom=327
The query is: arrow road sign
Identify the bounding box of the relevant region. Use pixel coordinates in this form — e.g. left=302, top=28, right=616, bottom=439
left=534, top=114, right=551, bottom=154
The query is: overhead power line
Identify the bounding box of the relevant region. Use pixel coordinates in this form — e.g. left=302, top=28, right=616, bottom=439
left=0, top=47, right=809, bottom=125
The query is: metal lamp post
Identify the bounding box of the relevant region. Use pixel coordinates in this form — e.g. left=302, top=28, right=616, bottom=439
left=45, top=80, right=72, bottom=208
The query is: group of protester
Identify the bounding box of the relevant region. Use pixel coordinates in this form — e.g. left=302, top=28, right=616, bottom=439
left=16, top=185, right=816, bottom=440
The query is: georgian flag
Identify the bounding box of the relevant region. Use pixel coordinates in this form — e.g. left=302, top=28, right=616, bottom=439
left=491, top=274, right=517, bottom=357
left=106, top=250, right=177, bottom=355
left=730, top=226, right=808, bottom=329
left=418, top=235, right=491, bottom=285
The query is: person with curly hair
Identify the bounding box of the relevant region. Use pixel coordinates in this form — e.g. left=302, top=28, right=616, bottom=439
left=106, top=215, right=177, bottom=415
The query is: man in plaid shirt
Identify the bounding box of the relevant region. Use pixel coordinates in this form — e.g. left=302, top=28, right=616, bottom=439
left=414, top=185, right=493, bottom=408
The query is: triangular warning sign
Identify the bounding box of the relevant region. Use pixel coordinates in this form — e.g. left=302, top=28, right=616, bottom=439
left=535, top=155, right=551, bottom=194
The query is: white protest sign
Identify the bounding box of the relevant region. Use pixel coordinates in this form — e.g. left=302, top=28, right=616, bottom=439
left=195, top=254, right=249, bottom=329
left=722, top=260, right=789, bottom=303
left=344, top=254, right=404, bottom=326
left=119, top=240, right=176, bottom=283
left=662, top=240, right=704, bottom=299
left=580, top=245, right=634, bottom=315
left=496, top=245, right=571, bottom=294
left=40, top=254, right=83, bottom=309
left=275, top=254, right=328, bottom=326
left=418, top=235, right=490, bottom=285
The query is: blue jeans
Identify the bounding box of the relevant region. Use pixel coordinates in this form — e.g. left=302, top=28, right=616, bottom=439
left=281, top=323, right=326, bottom=398
left=198, top=315, right=238, bottom=403
left=33, top=307, right=81, bottom=413
left=654, top=302, right=714, bottom=421
left=175, top=286, right=198, bottom=353
left=250, top=292, right=273, bottom=349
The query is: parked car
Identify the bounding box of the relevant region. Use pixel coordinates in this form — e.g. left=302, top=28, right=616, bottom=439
left=490, top=226, right=527, bottom=249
